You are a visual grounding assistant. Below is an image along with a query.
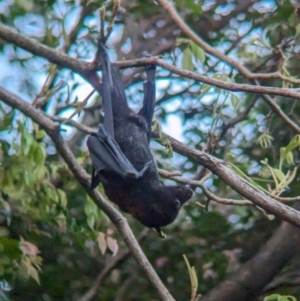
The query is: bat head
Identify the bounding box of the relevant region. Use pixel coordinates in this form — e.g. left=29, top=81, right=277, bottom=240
left=119, top=184, right=192, bottom=237
left=133, top=185, right=193, bottom=235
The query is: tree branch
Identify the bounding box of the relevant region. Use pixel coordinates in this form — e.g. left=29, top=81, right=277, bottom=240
left=1, top=23, right=300, bottom=104
left=162, top=134, right=300, bottom=228
left=0, top=87, right=175, bottom=301
left=156, top=0, right=300, bottom=86
left=155, top=0, right=300, bottom=133
left=201, top=217, right=300, bottom=301
left=45, top=110, right=300, bottom=228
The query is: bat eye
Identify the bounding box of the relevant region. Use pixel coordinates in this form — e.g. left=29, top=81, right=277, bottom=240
left=175, top=199, right=180, bottom=208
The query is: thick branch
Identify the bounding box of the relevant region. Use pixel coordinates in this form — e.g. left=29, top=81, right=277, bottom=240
left=201, top=218, right=300, bottom=301
left=163, top=134, right=300, bottom=228
left=0, top=24, right=89, bottom=74
left=0, top=87, right=175, bottom=301
left=46, top=114, right=300, bottom=228
left=1, top=23, right=300, bottom=104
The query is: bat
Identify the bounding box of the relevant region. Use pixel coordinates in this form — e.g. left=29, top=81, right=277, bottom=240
left=87, top=39, right=193, bottom=236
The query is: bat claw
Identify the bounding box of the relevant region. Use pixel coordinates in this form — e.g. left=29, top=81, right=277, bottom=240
left=154, top=227, right=166, bottom=239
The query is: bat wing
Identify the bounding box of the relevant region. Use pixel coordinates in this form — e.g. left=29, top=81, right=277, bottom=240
left=87, top=125, right=151, bottom=189
left=88, top=40, right=151, bottom=189
left=111, top=65, right=129, bottom=109
left=139, top=64, right=156, bottom=141
left=98, top=40, right=115, bottom=137
left=98, top=40, right=130, bottom=132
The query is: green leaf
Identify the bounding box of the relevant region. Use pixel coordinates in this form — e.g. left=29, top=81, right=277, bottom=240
left=44, top=186, right=59, bottom=203
left=0, top=237, right=21, bottom=260
left=264, top=294, right=297, bottom=301
left=183, top=254, right=198, bottom=301
left=175, top=0, right=202, bottom=14
left=152, top=119, right=162, bottom=137
left=257, top=132, right=273, bottom=149
left=155, top=136, right=173, bottom=158
left=279, top=147, right=294, bottom=168
left=176, top=38, right=190, bottom=46
left=211, top=73, right=231, bottom=82
left=84, top=197, right=101, bottom=230
left=56, top=214, right=66, bottom=232
left=272, top=168, right=286, bottom=182
left=199, top=83, right=212, bottom=98
left=190, top=42, right=206, bottom=64
left=284, top=135, right=300, bottom=152
left=87, top=215, right=95, bottom=230
left=228, top=163, right=269, bottom=193
left=0, top=110, right=14, bottom=131
left=34, top=165, right=47, bottom=181
left=35, top=130, right=46, bottom=140
left=285, top=151, right=294, bottom=165
left=30, top=143, right=46, bottom=165
left=25, top=260, right=40, bottom=284
left=57, top=189, right=68, bottom=208
left=230, top=93, right=239, bottom=109
left=181, top=47, right=194, bottom=71
left=0, top=140, right=11, bottom=156
left=295, top=24, right=300, bottom=37
left=19, top=121, right=33, bottom=155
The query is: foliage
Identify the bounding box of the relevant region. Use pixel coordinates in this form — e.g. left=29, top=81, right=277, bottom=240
left=1, top=0, right=300, bottom=300
left=264, top=294, right=297, bottom=301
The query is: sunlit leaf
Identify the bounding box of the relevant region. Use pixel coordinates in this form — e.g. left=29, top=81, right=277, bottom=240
left=183, top=254, right=199, bottom=301
left=35, top=130, right=46, bottom=140
left=271, top=168, right=285, bottom=182
left=181, top=47, right=194, bottom=71
left=176, top=38, right=190, bottom=46
left=57, top=189, right=68, bottom=208
left=263, top=294, right=297, bottom=301
left=190, top=42, right=206, bottom=64
left=257, top=132, right=273, bottom=149
left=199, top=83, right=212, bottom=98
left=230, top=93, right=239, bottom=109
left=107, top=236, right=118, bottom=256
left=97, top=232, right=107, bottom=255
left=0, top=110, right=14, bottom=131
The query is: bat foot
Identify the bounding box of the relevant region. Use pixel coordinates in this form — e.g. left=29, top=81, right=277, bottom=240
left=154, top=227, right=166, bottom=239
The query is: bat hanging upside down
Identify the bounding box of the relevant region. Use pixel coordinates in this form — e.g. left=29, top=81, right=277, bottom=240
left=87, top=39, right=193, bottom=236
